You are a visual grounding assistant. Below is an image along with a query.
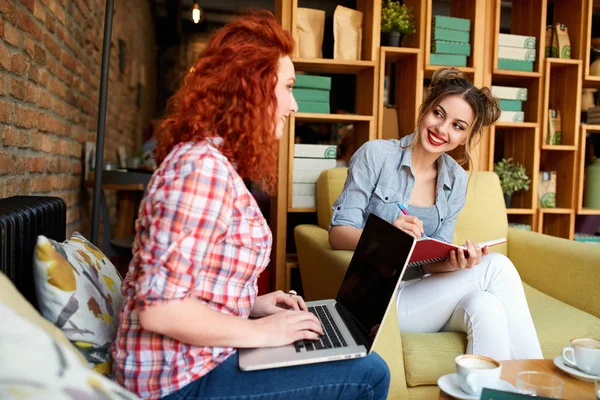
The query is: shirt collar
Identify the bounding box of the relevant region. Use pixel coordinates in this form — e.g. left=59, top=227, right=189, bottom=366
left=398, top=132, right=453, bottom=190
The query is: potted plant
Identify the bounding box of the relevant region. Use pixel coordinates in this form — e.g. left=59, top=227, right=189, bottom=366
left=494, top=158, right=532, bottom=208
left=381, top=0, right=416, bottom=47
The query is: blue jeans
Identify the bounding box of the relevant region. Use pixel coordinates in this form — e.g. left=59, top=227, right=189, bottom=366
left=161, top=352, right=390, bottom=400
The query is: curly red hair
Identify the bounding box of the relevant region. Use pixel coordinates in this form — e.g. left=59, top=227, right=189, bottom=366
left=155, top=11, right=294, bottom=194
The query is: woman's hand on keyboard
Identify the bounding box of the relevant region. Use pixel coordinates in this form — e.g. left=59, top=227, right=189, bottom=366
left=250, top=311, right=324, bottom=347
left=250, top=290, right=308, bottom=318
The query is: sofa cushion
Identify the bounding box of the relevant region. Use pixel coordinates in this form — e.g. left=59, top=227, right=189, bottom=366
left=0, top=301, right=138, bottom=399
left=401, top=283, right=600, bottom=387
left=0, top=272, right=87, bottom=364
left=33, top=232, right=123, bottom=376
left=525, top=283, right=600, bottom=359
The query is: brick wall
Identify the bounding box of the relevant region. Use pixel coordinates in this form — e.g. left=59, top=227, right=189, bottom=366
left=0, top=0, right=156, bottom=237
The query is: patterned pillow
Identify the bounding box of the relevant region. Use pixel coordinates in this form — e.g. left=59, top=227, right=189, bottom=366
left=0, top=301, right=139, bottom=400
left=33, top=232, right=123, bottom=376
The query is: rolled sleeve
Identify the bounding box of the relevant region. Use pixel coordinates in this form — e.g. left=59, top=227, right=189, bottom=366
left=330, top=140, right=386, bottom=229
left=432, top=171, right=467, bottom=243
left=134, top=156, right=233, bottom=310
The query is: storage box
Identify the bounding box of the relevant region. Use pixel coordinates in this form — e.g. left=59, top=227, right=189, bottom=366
left=498, top=99, right=523, bottom=112
left=431, top=28, right=470, bottom=44
left=293, top=88, right=330, bottom=102
left=498, top=110, right=525, bottom=122
left=498, top=33, right=536, bottom=49
left=497, top=58, right=534, bottom=72
left=297, top=100, right=330, bottom=114
left=293, top=158, right=337, bottom=171
left=432, top=40, right=471, bottom=56
left=429, top=53, right=467, bottom=67
left=293, top=170, right=323, bottom=183
left=295, top=74, right=332, bottom=90
left=292, top=194, right=316, bottom=208
left=538, top=171, right=557, bottom=208
left=292, top=183, right=316, bottom=196
left=491, top=86, right=528, bottom=101
left=294, top=144, right=337, bottom=159
left=498, top=46, right=536, bottom=62
left=432, top=15, right=471, bottom=32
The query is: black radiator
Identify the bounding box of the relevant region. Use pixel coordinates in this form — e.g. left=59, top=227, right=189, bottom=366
left=0, top=196, right=66, bottom=310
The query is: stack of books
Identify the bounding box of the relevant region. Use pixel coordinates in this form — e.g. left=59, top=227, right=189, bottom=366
left=587, top=106, right=600, bottom=124
left=497, top=33, right=537, bottom=72
left=295, top=75, right=331, bottom=114
left=430, top=16, right=471, bottom=67
left=292, top=144, right=337, bottom=208
left=492, top=85, right=527, bottom=122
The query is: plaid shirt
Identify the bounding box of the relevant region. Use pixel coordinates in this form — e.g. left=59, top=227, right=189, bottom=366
left=112, top=140, right=272, bottom=399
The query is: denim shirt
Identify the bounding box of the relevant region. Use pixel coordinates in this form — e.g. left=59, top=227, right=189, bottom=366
left=330, top=133, right=468, bottom=244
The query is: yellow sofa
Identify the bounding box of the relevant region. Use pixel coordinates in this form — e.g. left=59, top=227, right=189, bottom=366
left=294, top=168, right=600, bottom=399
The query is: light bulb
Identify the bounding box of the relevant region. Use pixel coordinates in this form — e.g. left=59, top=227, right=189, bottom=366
left=192, top=3, right=201, bottom=24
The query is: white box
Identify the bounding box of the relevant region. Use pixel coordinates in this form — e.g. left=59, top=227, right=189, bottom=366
left=294, top=144, right=337, bottom=159
left=292, top=195, right=316, bottom=208
left=491, top=86, right=528, bottom=101
left=293, top=158, right=337, bottom=171
left=498, top=33, right=536, bottom=49
left=292, top=183, right=316, bottom=196
left=498, top=110, right=525, bottom=122
left=293, top=170, right=322, bottom=183
left=498, top=46, right=536, bottom=61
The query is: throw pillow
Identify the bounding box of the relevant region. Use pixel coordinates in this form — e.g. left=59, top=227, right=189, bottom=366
left=33, top=232, right=124, bottom=377
left=0, top=301, right=139, bottom=399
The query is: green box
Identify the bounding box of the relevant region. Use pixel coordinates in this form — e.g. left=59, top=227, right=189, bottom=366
left=295, top=75, right=332, bottom=90
left=498, top=99, right=523, bottom=112
left=293, top=88, right=330, bottom=103
left=431, top=28, right=470, bottom=43
left=497, top=58, right=534, bottom=72
left=431, top=40, right=471, bottom=56
left=297, top=100, right=330, bottom=114
left=429, top=53, right=467, bottom=67
left=432, top=15, right=471, bottom=32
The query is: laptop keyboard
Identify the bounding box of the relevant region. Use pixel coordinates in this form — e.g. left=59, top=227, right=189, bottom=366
left=293, top=305, right=348, bottom=353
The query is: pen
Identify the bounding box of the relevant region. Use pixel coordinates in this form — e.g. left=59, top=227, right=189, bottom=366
left=397, top=204, right=425, bottom=238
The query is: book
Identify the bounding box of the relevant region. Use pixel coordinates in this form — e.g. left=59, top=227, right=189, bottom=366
left=408, top=237, right=507, bottom=268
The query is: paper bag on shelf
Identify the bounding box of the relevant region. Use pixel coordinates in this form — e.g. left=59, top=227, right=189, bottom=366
left=553, top=23, right=571, bottom=59
left=547, top=109, right=562, bottom=145
left=539, top=171, right=557, bottom=208
left=545, top=25, right=555, bottom=57
left=333, top=6, right=363, bottom=61
left=295, top=8, right=325, bottom=59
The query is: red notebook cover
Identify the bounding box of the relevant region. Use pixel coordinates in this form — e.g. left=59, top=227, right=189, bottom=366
left=408, top=237, right=507, bottom=267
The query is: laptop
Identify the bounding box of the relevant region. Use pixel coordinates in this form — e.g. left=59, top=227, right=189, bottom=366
left=239, top=213, right=417, bottom=371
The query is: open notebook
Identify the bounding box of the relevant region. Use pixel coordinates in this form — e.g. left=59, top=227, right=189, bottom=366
left=408, top=237, right=507, bottom=268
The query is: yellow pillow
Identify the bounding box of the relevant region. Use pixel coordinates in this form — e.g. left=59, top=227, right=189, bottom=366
left=33, top=232, right=123, bottom=377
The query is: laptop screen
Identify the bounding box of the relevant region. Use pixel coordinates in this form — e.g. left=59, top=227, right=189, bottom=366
left=335, top=213, right=416, bottom=351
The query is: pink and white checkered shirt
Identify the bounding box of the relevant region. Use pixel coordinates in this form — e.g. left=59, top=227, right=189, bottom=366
left=112, top=140, right=272, bottom=399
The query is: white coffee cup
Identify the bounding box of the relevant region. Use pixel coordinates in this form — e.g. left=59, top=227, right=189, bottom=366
left=562, top=337, right=600, bottom=376
left=455, top=354, right=502, bottom=396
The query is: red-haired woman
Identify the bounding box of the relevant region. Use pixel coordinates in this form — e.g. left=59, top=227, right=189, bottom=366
left=112, top=11, right=390, bottom=400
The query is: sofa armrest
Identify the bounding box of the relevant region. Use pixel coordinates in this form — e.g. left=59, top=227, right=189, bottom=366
left=507, top=227, right=600, bottom=318
left=294, top=224, right=353, bottom=301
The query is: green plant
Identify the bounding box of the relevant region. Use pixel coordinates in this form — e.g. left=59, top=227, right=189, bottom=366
left=494, top=158, right=531, bottom=196
left=381, top=0, right=416, bottom=36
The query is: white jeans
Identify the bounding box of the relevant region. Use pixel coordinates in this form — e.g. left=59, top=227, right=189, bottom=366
left=396, top=253, right=543, bottom=360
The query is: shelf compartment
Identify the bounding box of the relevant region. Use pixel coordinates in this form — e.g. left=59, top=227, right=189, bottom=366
left=492, top=75, right=542, bottom=124
left=538, top=212, right=574, bottom=240
left=508, top=214, right=536, bottom=233
left=541, top=60, right=582, bottom=148
left=379, top=47, right=421, bottom=139
left=576, top=126, right=600, bottom=213
left=493, top=0, right=546, bottom=75
left=547, top=0, right=586, bottom=61
left=424, top=0, right=484, bottom=70
left=491, top=126, right=538, bottom=209
left=292, top=58, right=376, bottom=74
left=583, top=75, right=600, bottom=88
left=539, top=150, right=577, bottom=210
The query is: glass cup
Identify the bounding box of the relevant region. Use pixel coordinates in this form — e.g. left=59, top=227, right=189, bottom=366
left=516, top=371, right=564, bottom=399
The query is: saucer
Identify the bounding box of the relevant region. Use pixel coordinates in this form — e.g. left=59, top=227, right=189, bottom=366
left=553, top=355, right=600, bottom=382
left=437, top=373, right=516, bottom=400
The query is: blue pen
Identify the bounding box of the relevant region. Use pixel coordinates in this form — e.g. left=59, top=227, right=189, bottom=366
left=398, top=204, right=425, bottom=238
